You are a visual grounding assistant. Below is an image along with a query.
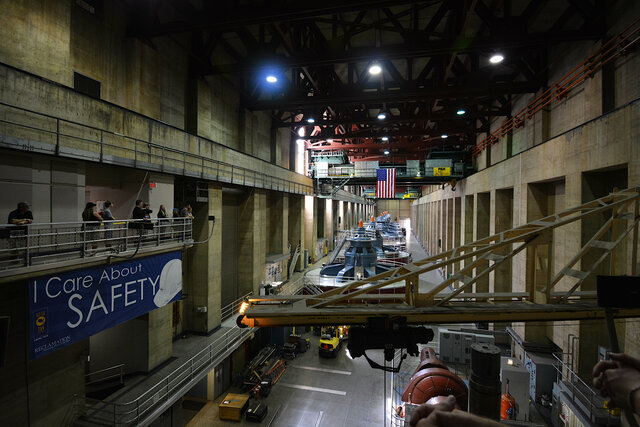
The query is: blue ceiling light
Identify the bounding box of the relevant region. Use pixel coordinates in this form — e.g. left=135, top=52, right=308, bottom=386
left=265, top=75, right=278, bottom=83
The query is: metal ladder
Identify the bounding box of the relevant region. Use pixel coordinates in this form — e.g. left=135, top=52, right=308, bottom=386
left=327, top=230, right=352, bottom=265
left=289, top=243, right=300, bottom=277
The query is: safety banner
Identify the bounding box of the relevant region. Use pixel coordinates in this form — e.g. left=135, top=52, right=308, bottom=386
left=29, top=251, right=182, bottom=359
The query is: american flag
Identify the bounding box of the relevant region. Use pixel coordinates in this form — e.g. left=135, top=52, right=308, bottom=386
left=376, top=168, right=395, bottom=198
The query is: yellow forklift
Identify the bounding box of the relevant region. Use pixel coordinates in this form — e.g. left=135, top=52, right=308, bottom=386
left=318, top=326, right=348, bottom=357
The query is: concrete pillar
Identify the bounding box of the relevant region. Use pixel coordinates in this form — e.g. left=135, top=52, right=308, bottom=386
left=304, top=195, right=317, bottom=263
left=238, top=189, right=267, bottom=295
left=268, top=191, right=288, bottom=255
left=446, top=198, right=454, bottom=274
left=325, top=199, right=334, bottom=250
left=494, top=189, right=514, bottom=296
left=0, top=282, right=86, bottom=426
left=454, top=197, right=462, bottom=273
left=185, top=183, right=222, bottom=333
left=579, top=169, right=627, bottom=376
left=476, top=193, right=490, bottom=295
left=288, top=194, right=305, bottom=271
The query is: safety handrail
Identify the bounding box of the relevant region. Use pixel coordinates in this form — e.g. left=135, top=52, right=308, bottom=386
left=80, top=320, right=254, bottom=425
left=85, top=364, right=125, bottom=386
left=0, top=217, right=192, bottom=274
left=0, top=97, right=313, bottom=195
left=220, top=291, right=253, bottom=322
left=552, top=353, right=617, bottom=423
left=473, top=16, right=640, bottom=156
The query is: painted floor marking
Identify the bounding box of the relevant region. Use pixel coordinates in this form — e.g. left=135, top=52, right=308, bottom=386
left=278, top=382, right=347, bottom=396
left=289, top=365, right=352, bottom=375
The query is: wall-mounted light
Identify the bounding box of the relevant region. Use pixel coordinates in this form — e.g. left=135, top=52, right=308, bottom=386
left=266, top=75, right=278, bottom=83
left=384, top=150, right=390, bottom=155
left=381, top=136, right=389, bottom=142
left=441, top=134, right=448, bottom=139
left=456, top=109, right=466, bottom=115
left=377, top=111, right=387, bottom=120
left=307, top=117, right=315, bottom=124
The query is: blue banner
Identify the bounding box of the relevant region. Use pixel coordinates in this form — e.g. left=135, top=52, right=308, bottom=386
left=29, top=251, right=182, bottom=359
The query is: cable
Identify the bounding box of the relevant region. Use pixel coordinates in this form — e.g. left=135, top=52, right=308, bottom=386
left=191, top=217, right=216, bottom=245
left=107, top=227, right=144, bottom=263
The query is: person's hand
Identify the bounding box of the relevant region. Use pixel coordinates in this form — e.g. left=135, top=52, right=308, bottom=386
left=593, top=353, right=640, bottom=408
left=410, top=396, right=501, bottom=427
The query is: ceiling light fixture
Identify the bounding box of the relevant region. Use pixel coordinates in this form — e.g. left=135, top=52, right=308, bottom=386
left=377, top=111, right=387, bottom=120
left=441, top=134, right=448, bottom=139
left=384, top=150, right=390, bottom=155
left=369, top=64, right=382, bottom=75
left=489, top=54, right=504, bottom=64
left=307, top=117, right=315, bottom=124
left=456, top=109, right=466, bottom=115
left=381, top=136, right=389, bottom=142
left=265, top=75, right=278, bottom=83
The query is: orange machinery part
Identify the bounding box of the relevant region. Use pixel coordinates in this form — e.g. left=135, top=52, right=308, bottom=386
left=500, top=381, right=516, bottom=420
left=401, top=347, right=468, bottom=410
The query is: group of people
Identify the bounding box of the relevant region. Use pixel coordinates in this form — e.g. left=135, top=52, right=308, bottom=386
left=6, top=200, right=194, bottom=227
left=80, top=200, right=194, bottom=224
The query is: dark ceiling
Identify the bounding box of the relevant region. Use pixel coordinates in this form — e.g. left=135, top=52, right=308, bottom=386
left=123, top=0, right=605, bottom=162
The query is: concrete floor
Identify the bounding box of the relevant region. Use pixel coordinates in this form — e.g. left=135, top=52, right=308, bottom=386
left=185, top=228, right=445, bottom=427
left=186, top=333, right=387, bottom=427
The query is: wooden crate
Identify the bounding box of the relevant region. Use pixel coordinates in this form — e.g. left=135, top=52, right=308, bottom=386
left=218, top=393, right=250, bottom=421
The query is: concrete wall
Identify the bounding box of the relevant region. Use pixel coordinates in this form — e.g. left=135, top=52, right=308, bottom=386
left=0, top=150, right=85, bottom=223
left=412, top=98, right=640, bottom=376
left=85, top=165, right=174, bottom=219
left=376, top=199, right=412, bottom=222
left=0, top=281, right=85, bottom=426
left=0, top=0, right=311, bottom=184
left=90, top=318, right=148, bottom=374
left=475, top=2, right=640, bottom=171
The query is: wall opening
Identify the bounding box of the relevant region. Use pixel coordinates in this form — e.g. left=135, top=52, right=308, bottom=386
left=475, top=192, right=490, bottom=295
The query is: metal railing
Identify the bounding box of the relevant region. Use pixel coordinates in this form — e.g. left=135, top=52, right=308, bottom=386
left=274, top=276, right=305, bottom=295
left=323, top=165, right=461, bottom=179
left=552, top=353, right=619, bottom=425
left=0, top=99, right=313, bottom=195
left=79, top=322, right=254, bottom=426
left=85, top=364, right=125, bottom=387
left=0, top=218, right=192, bottom=274
left=221, top=292, right=253, bottom=322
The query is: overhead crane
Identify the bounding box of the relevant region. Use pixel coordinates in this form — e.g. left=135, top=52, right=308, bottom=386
left=237, top=187, right=640, bottom=368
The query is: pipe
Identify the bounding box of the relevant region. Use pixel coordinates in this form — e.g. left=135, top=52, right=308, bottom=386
left=473, top=16, right=640, bottom=156
left=468, top=343, right=501, bottom=420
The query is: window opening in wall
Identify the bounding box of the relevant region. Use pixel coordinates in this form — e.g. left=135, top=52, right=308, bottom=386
left=73, top=71, right=101, bottom=99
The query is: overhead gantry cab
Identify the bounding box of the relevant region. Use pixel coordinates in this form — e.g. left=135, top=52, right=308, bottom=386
left=239, top=187, right=640, bottom=327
